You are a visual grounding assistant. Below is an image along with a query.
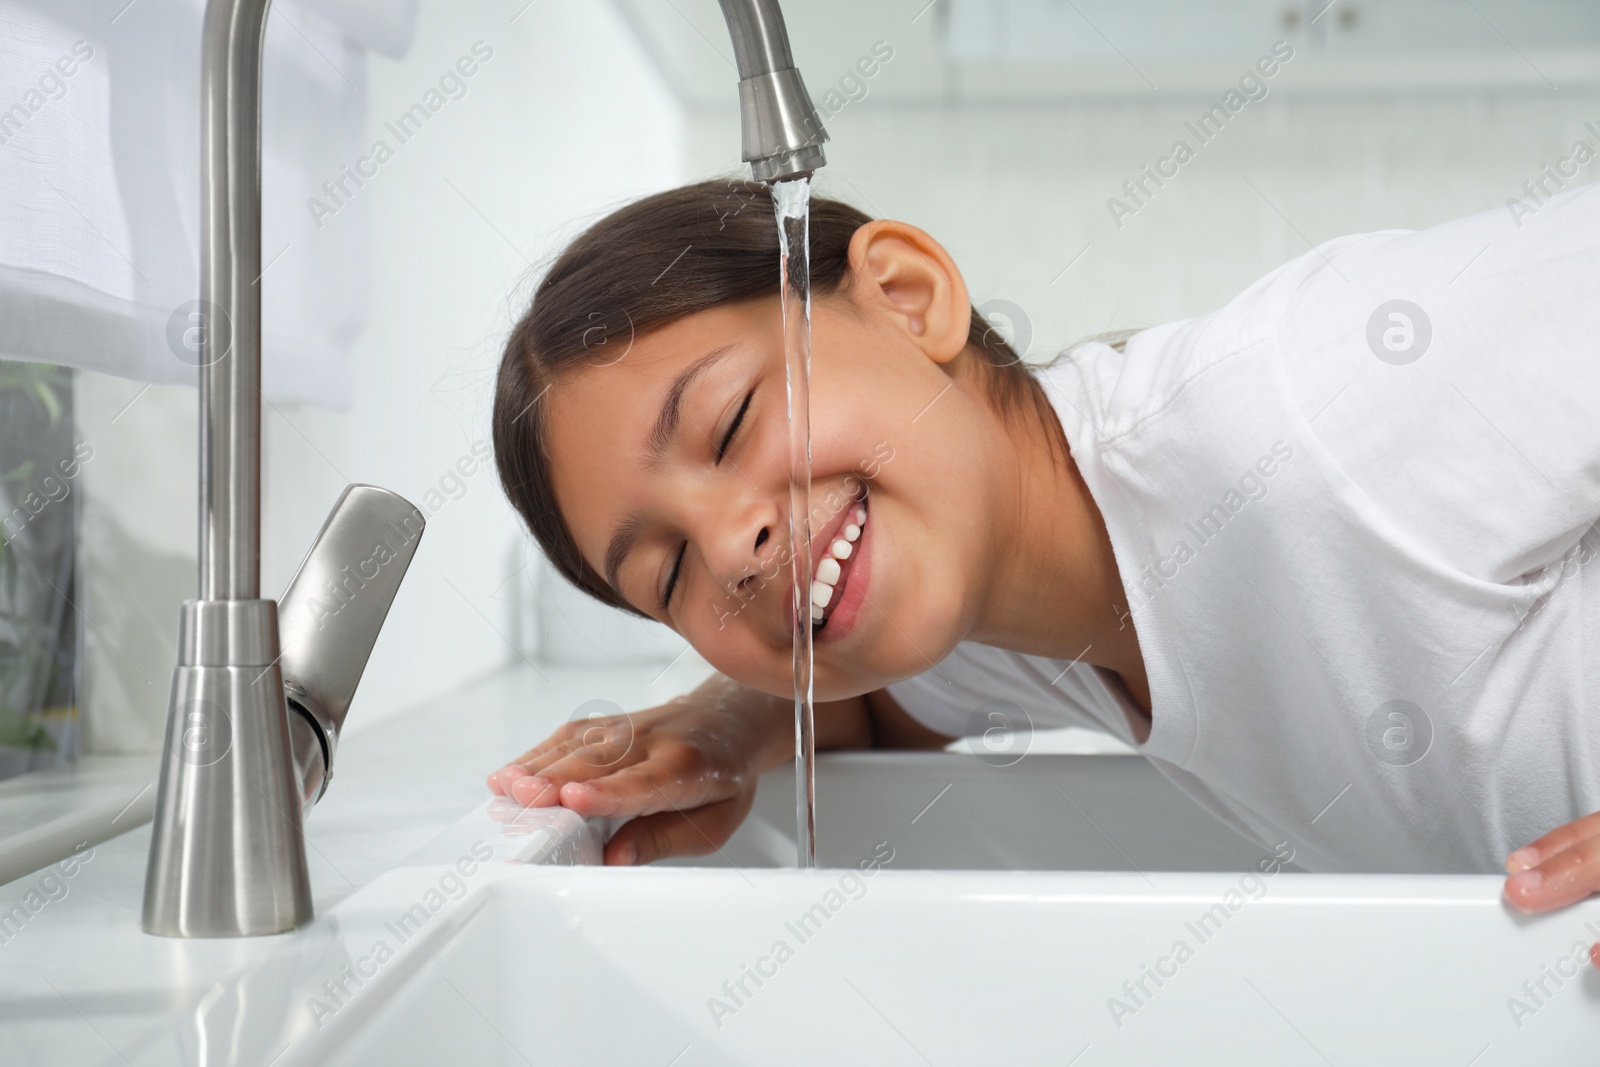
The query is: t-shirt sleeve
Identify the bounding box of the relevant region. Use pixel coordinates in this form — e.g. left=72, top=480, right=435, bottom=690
left=1274, top=179, right=1600, bottom=584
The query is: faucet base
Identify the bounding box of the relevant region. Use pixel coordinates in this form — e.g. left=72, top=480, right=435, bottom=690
left=142, top=601, right=314, bottom=938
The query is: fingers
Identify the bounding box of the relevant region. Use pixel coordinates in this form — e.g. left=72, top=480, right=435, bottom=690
left=603, top=792, right=755, bottom=866
left=485, top=765, right=530, bottom=796
left=555, top=761, right=735, bottom=820
left=1505, top=810, right=1600, bottom=873
left=1504, top=830, right=1600, bottom=914
left=507, top=733, right=653, bottom=809
left=487, top=717, right=637, bottom=796
left=487, top=742, right=573, bottom=795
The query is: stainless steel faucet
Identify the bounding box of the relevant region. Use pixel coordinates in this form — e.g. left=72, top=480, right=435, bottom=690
left=141, top=0, right=427, bottom=939
left=717, top=0, right=831, bottom=181
left=142, top=0, right=828, bottom=939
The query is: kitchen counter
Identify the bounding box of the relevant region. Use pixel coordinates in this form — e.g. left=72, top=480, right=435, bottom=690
left=0, top=657, right=711, bottom=1066
left=0, top=754, right=158, bottom=889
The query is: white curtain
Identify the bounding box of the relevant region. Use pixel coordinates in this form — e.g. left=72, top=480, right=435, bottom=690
left=0, top=0, right=419, bottom=407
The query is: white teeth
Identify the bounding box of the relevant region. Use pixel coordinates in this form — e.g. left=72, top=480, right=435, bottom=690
left=810, top=502, right=867, bottom=626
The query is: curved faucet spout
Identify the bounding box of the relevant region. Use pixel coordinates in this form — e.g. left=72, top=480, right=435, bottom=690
left=145, top=0, right=822, bottom=939
left=143, top=0, right=308, bottom=941
left=144, top=0, right=430, bottom=939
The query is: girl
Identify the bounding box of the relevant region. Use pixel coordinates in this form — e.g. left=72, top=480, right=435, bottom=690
left=485, top=177, right=1600, bottom=961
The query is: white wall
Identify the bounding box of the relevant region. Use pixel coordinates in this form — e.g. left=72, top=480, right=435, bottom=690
left=79, top=0, right=688, bottom=750
left=687, top=93, right=1600, bottom=361
left=79, top=3, right=1600, bottom=750
left=262, top=0, right=687, bottom=736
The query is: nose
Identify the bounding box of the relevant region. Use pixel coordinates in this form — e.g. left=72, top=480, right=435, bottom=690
left=700, top=493, right=782, bottom=602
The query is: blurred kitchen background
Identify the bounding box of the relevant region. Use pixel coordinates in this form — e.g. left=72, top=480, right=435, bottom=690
left=2, top=0, right=1597, bottom=779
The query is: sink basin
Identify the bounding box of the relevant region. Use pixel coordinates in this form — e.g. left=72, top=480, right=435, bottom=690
left=666, top=750, right=1303, bottom=873
left=261, top=754, right=1600, bottom=1065
left=9, top=736, right=1596, bottom=1065
left=305, top=867, right=1600, bottom=1065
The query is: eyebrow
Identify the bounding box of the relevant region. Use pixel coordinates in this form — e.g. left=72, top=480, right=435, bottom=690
left=645, top=343, right=737, bottom=465
left=603, top=343, right=738, bottom=599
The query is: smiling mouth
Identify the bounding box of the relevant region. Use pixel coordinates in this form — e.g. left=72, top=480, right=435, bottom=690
left=809, top=496, right=867, bottom=635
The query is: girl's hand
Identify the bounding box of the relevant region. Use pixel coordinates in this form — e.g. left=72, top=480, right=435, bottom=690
left=1503, top=811, right=1600, bottom=970
left=485, top=676, right=801, bottom=866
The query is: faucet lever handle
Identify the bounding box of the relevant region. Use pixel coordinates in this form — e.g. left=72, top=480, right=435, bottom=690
left=279, top=484, right=426, bottom=804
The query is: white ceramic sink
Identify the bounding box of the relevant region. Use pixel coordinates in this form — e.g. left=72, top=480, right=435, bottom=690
left=304, top=865, right=1600, bottom=1066
left=665, top=750, right=1303, bottom=873
left=10, top=732, right=1599, bottom=1065
left=258, top=754, right=1600, bottom=1065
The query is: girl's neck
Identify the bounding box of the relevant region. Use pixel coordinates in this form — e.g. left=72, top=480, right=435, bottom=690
left=966, top=397, right=1151, bottom=714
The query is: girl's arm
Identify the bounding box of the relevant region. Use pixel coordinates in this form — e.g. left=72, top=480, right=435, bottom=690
left=485, top=673, right=951, bottom=865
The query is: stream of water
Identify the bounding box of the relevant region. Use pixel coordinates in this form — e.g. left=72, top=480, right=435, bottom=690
left=772, top=177, right=816, bottom=869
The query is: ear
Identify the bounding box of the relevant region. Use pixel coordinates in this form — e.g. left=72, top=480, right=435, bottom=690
left=846, top=219, right=971, bottom=364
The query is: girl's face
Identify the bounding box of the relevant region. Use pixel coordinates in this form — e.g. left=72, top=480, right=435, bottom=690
left=543, top=221, right=1017, bottom=701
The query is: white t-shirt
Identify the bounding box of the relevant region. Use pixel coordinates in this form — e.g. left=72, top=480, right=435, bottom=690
left=888, top=180, right=1600, bottom=874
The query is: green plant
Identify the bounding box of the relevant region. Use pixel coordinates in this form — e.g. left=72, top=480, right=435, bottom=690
left=0, top=361, right=75, bottom=755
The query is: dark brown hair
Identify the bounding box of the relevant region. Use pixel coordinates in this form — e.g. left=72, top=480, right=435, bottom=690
left=493, top=177, right=1085, bottom=619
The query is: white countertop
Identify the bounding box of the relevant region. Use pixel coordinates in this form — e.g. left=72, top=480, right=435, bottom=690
left=0, top=753, right=160, bottom=889
left=0, top=657, right=712, bottom=1066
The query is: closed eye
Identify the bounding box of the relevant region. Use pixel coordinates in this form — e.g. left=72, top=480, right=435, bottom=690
left=662, top=387, right=750, bottom=611
left=659, top=542, right=686, bottom=612
left=716, top=389, right=753, bottom=464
